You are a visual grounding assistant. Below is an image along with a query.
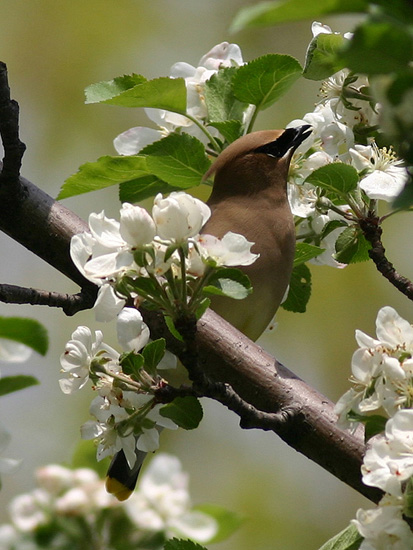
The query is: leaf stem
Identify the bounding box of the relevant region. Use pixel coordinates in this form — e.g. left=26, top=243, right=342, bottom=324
left=183, top=113, right=222, bottom=152
left=245, top=105, right=259, bottom=134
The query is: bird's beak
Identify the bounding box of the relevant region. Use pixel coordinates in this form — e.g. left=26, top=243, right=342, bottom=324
left=254, top=124, right=312, bottom=158
left=286, top=124, right=313, bottom=152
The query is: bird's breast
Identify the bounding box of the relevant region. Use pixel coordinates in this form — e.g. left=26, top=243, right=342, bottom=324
left=202, top=196, right=295, bottom=341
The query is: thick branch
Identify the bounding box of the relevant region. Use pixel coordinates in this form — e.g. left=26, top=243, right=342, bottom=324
left=0, top=283, right=95, bottom=315
left=0, top=61, right=26, bottom=184
left=143, top=308, right=381, bottom=503
left=0, top=164, right=97, bottom=293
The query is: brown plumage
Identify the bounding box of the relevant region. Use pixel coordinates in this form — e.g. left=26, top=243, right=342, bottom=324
left=203, top=126, right=311, bottom=341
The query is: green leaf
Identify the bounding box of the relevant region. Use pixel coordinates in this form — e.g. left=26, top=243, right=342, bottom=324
left=0, top=317, right=48, bottom=356
left=142, top=339, right=166, bottom=372
left=363, top=414, right=388, bottom=441
left=208, top=120, right=244, bottom=143
left=86, top=76, right=187, bottom=113
left=304, top=32, right=347, bottom=81
left=160, top=396, right=203, bottom=430
left=334, top=226, right=371, bottom=264
left=119, top=351, right=145, bottom=377
left=204, top=67, right=249, bottom=124
left=84, top=73, right=147, bottom=103
left=58, top=155, right=149, bottom=199
left=142, top=134, right=211, bottom=188
left=119, top=175, right=182, bottom=203
left=281, top=263, right=311, bottom=313
left=320, top=219, right=348, bottom=240
left=342, top=21, right=413, bottom=75
left=230, top=0, right=368, bottom=32
left=124, top=276, right=160, bottom=299
left=233, top=54, right=302, bottom=111
left=164, top=539, right=207, bottom=550
left=305, top=163, right=359, bottom=196
left=318, top=523, right=363, bottom=550
left=0, top=375, right=39, bottom=397
left=195, top=297, right=211, bottom=320
left=195, top=504, right=243, bottom=544
left=164, top=315, right=184, bottom=342
left=203, top=268, right=252, bottom=300
left=294, top=242, right=325, bottom=267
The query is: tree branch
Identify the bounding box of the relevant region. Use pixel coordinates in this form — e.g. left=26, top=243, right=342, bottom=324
left=359, top=213, right=413, bottom=300
left=0, top=62, right=380, bottom=504
left=143, top=308, right=381, bottom=504
left=0, top=283, right=96, bottom=315
left=0, top=61, right=26, bottom=185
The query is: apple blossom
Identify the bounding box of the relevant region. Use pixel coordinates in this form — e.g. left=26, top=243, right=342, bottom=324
left=362, top=410, right=413, bottom=496
left=335, top=307, right=413, bottom=426
left=59, top=326, right=119, bottom=394
left=152, top=191, right=211, bottom=242
left=352, top=499, right=413, bottom=550
left=116, top=307, right=150, bottom=352
left=350, top=143, right=407, bottom=201
left=125, top=454, right=218, bottom=543
left=114, top=41, right=245, bottom=155
left=196, top=231, right=259, bottom=267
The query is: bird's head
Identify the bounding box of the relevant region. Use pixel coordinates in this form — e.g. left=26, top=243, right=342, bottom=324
left=204, top=125, right=312, bottom=198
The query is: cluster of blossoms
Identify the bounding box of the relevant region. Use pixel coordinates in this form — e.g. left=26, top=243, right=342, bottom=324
left=286, top=22, right=408, bottom=268
left=0, top=455, right=218, bottom=549
left=113, top=41, right=248, bottom=155
left=336, top=307, right=413, bottom=548
left=60, top=312, right=178, bottom=469
left=71, top=191, right=257, bottom=323
left=62, top=191, right=257, bottom=477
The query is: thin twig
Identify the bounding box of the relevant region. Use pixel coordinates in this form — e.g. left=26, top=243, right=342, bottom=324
left=359, top=214, right=413, bottom=301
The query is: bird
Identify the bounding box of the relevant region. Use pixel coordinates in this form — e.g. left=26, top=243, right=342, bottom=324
left=105, top=125, right=312, bottom=500
left=202, top=125, right=311, bottom=341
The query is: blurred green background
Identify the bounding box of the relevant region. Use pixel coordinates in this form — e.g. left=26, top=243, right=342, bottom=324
left=1, top=1, right=412, bottom=549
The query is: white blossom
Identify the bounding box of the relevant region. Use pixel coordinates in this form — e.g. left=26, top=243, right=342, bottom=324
left=116, top=308, right=150, bottom=352
left=152, top=192, right=211, bottom=242
left=362, top=409, right=413, bottom=496
left=119, top=202, right=157, bottom=246
left=35, top=464, right=75, bottom=495
left=114, top=127, right=163, bottom=155
left=93, top=283, right=126, bottom=322
left=137, top=405, right=178, bottom=452
left=126, top=454, right=217, bottom=543
left=9, top=489, right=50, bottom=532
left=81, top=412, right=137, bottom=468
left=304, top=102, right=355, bottom=158
left=59, top=326, right=118, bottom=394
left=335, top=307, right=413, bottom=424
left=352, top=498, right=413, bottom=550
left=350, top=143, right=407, bottom=201
left=196, top=231, right=259, bottom=267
